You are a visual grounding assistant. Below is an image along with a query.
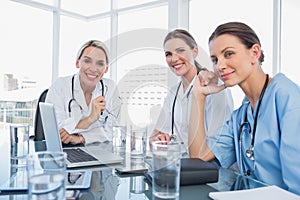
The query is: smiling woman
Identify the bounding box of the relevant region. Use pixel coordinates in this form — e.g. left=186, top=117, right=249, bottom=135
left=189, top=21, right=300, bottom=195
left=46, top=40, right=121, bottom=145
left=150, top=29, right=234, bottom=156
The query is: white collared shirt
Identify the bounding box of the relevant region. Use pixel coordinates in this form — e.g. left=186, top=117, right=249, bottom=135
left=154, top=74, right=234, bottom=153
left=46, top=73, right=121, bottom=144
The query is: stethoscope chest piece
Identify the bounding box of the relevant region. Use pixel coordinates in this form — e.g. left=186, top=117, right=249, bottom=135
left=170, top=134, right=177, bottom=142
left=246, top=146, right=255, bottom=160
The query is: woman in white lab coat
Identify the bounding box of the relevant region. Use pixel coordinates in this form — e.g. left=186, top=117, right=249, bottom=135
left=46, top=40, right=121, bottom=144
left=151, top=29, right=234, bottom=154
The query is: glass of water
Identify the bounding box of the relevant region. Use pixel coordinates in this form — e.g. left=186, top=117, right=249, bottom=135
left=113, top=126, right=126, bottom=147
left=10, top=124, right=30, bottom=168
left=27, top=151, right=66, bottom=200
left=152, top=141, right=181, bottom=199
left=130, top=127, right=147, bottom=159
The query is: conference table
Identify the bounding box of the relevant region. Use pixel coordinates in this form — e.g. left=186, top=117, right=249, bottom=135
left=0, top=134, right=267, bottom=200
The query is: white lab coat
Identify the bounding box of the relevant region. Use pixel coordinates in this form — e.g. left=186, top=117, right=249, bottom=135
left=154, top=74, right=234, bottom=153
left=46, top=73, right=121, bottom=144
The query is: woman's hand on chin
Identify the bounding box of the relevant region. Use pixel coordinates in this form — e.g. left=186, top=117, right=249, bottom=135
left=193, top=71, right=225, bottom=96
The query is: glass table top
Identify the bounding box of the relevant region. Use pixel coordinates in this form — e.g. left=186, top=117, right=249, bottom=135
left=0, top=139, right=267, bottom=200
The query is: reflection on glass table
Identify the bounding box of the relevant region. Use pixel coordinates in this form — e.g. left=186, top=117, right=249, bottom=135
left=0, top=139, right=267, bottom=200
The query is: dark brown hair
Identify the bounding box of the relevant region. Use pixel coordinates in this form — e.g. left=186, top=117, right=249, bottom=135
left=209, top=22, right=264, bottom=65
left=164, top=29, right=206, bottom=72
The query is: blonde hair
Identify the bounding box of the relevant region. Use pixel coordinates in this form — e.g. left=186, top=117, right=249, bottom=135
left=76, top=40, right=110, bottom=64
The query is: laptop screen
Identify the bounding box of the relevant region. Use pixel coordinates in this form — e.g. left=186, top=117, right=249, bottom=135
left=39, top=102, right=63, bottom=152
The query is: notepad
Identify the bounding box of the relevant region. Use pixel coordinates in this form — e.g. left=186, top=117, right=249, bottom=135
left=209, top=185, right=300, bottom=200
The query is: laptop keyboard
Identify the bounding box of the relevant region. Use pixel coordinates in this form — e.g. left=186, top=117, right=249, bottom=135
left=63, top=148, right=98, bottom=163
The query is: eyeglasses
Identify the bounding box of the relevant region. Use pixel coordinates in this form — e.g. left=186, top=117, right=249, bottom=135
left=69, top=100, right=120, bottom=126
left=67, top=172, right=82, bottom=185
left=69, top=101, right=119, bottom=124
left=68, top=75, right=120, bottom=125
left=68, top=85, right=108, bottom=117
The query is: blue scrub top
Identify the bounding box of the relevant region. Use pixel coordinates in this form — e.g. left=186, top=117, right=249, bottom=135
left=211, top=73, right=300, bottom=195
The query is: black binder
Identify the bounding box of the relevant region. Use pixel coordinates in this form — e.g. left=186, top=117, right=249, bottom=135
left=144, top=158, right=219, bottom=186
left=180, top=158, right=219, bottom=185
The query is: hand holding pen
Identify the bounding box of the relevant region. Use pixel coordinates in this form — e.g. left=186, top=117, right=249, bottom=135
left=90, top=96, right=106, bottom=122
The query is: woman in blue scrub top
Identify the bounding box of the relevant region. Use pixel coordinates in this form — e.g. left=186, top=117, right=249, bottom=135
left=189, top=21, right=300, bottom=195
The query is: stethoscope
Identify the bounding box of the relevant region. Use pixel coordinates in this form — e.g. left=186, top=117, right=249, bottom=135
left=239, top=74, right=269, bottom=176
left=68, top=75, right=104, bottom=117
left=170, top=72, right=199, bottom=142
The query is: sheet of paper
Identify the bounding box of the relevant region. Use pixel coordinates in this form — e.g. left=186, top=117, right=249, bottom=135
left=209, top=185, right=300, bottom=200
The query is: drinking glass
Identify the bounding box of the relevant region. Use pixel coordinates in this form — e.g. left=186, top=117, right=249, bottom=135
left=152, top=141, right=181, bottom=199
left=27, top=151, right=66, bottom=200
left=130, top=127, right=147, bottom=159
left=10, top=124, right=30, bottom=168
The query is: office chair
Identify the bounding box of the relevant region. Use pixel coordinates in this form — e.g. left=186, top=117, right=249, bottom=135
left=33, top=89, right=48, bottom=141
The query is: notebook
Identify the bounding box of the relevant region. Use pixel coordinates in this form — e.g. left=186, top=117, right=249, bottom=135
left=39, top=102, right=123, bottom=168
left=209, top=185, right=300, bottom=200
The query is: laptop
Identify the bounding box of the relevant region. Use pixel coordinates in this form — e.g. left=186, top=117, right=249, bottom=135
left=39, top=102, right=123, bottom=168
